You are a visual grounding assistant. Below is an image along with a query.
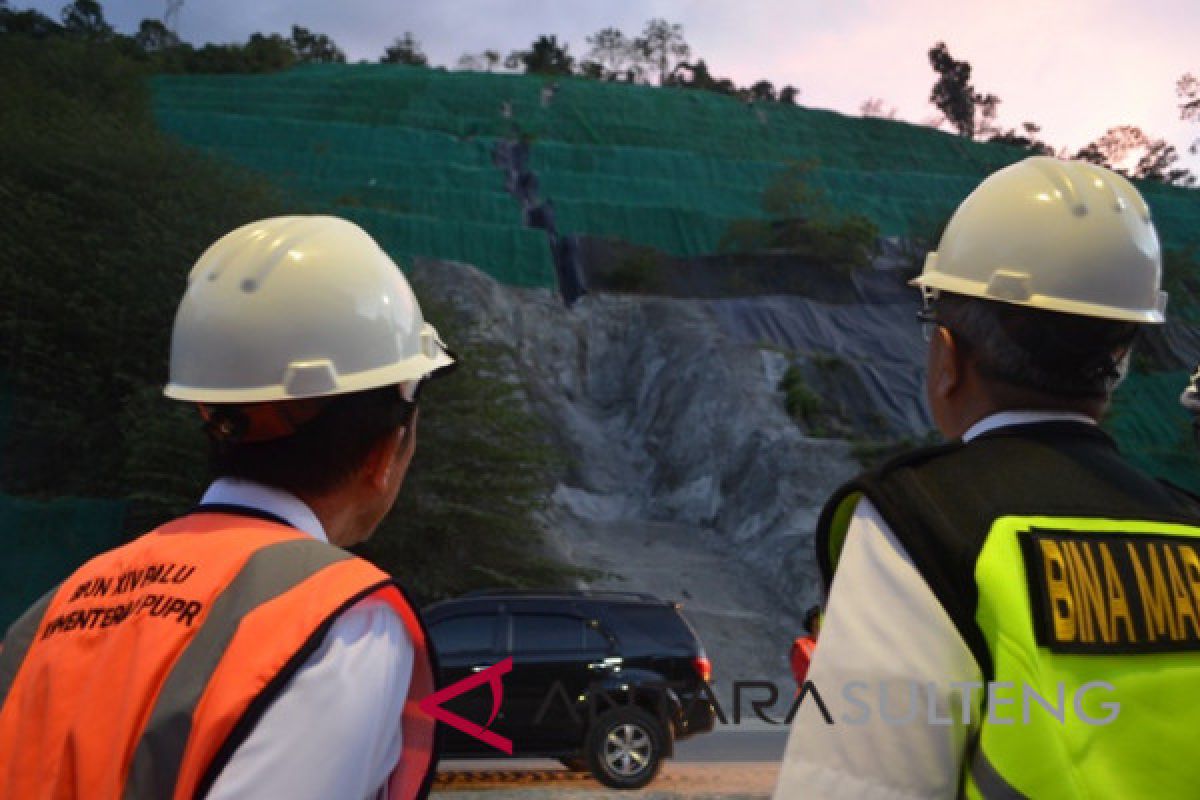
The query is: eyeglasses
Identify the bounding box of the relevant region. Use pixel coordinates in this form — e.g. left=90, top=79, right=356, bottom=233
left=916, top=306, right=939, bottom=343
left=397, top=347, right=460, bottom=420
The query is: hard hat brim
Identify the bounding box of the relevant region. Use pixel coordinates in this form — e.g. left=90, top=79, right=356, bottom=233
left=909, top=270, right=1167, bottom=325
left=165, top=324, right=456, bottom=404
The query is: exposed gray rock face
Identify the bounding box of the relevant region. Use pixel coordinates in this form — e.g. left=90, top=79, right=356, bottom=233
left=410, top=257, right=1200, bottom=690
left=412, top=259, right=862, bottom=688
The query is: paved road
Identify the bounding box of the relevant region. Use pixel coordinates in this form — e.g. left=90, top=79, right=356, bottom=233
left=675, top=725, right=788, bottom=763
left=432, top=725, right=789, bottom=798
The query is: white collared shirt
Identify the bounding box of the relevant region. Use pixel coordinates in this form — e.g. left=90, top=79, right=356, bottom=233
left=774, top=412, right=1096, bottom=799
left=201, top=478, right=414, bottom=800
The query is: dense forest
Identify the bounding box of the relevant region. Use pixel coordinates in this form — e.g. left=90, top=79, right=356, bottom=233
left=0, top=20, right=575, bottom=604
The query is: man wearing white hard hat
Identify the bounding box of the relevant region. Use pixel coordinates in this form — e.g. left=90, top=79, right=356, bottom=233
left=0, top=216, right=453, bottom=799
left=774, top=158, right=1200, bottom=799
left=1182, top=366, right=1200, bottom=446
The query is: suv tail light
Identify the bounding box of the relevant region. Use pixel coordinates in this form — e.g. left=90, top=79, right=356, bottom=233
left=692, top=655, right=712, bottom=683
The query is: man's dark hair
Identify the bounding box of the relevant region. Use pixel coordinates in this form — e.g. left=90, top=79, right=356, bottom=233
left=936, top=293, right=1139, bottom=399
left=803, top=605, right=821, bottom=634
left=208, top=387, right=412, bottom=496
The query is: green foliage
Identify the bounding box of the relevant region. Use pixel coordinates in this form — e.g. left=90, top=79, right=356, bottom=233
left=381, top=32, right=427, bottom=66
left=583, top=27, right=638, bottom=82
left=0, top=2, right=306, bottom=74
left=811, top=352, right=846, bottom=374
left=668, top=59, right=738, bottom=96
left=779, top=366, right=822, bottom=429
left=289, top=24, right=345, bottom=64
left=59, top=0, right=109, bottom=40
left=0, top=5, right=64, bottom=37
left=510, top=35, right=574, bottom=76
left=927, top=41, right=998, bottom=138
left=1074, top=125, right=1196, bottom=187
left=355, top=299, right=585, bottom=602
left=607, top=249, right=664, bottom=292
left=987, top=122, right=1055, bottom=156
left=760, top=161, right=825, bottom=218
left=634, top=18, right=689, bottom=86
left=0, top=34, right=287, bottom=514
left=163, top=33, right=297, bottom=74
left=133, top=18, right=179, bottom=53
left=720, top=162, right=879, bottom=273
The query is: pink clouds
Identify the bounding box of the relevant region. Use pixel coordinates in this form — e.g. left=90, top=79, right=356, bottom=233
left=694, top=0, right=1198, bottom=166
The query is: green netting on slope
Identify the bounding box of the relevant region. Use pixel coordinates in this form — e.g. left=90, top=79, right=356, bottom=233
left=152, top=66, right=1025, bottom=172
left=155, top=109, right=500, bottom=166
left=538, top=169, right=764, bottom=217
left=537, top=167, right=981, bottom=254
left=335, top=206, right=555, bottom=288
left=206, top=147, right=509, bottom=194
left=151, top=65, right=1200, bottom=271
left=552, top=200, right=733, bottom=256
left=297, top=178, right=520, bottom=226
left=181, top=145, right=522, bottom=226
left=0, top=494, right=127, bottom=631
left=1107, top=371, right=1200, bottom=494
left=1141, top=185, right=1200, bottom=252
left=154, top=105, right=552, bottom=287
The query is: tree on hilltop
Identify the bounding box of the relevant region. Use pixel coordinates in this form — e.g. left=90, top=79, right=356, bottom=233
left=290, top=24, right=345, bottom=64
left=381, top=32, right=427, bottom=66
left=927, top=42, right=998, bottom=138
left=634, top=18, right=689, bottom=85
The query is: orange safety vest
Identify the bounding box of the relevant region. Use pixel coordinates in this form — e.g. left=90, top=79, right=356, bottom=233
left=789, top=635, right=817, bottom=690
left=0, top=510, right=438, bottom=799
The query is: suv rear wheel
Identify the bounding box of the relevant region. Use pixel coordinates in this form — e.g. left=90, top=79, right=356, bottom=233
left=585, top=707, right=665, bottom=789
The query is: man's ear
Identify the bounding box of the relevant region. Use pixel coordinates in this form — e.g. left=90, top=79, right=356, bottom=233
left=362, top=425, right=407, bottom=491
left=930, top=325, right=964, bottom=401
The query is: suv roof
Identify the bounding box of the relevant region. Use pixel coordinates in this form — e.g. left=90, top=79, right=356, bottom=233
left=459, top=588, right=674, bottom=605
left=424, top=588, right=704, bottom=660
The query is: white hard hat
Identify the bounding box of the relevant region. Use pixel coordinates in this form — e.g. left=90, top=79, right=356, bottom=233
left=165, top=215, right=454, bottom=404
left=913, top=156, right=1167, bottom=324
left=1183, top=366, right=1200, bottom=414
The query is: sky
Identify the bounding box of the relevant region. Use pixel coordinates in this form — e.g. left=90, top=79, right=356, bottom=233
left=23, top=0, right=1200, bottom=172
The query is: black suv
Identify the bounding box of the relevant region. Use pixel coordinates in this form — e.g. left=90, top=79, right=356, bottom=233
left=424, top=590, right=716, bottom=789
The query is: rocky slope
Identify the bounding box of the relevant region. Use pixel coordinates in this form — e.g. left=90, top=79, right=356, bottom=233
left=413, top=260, right=863, bottom=691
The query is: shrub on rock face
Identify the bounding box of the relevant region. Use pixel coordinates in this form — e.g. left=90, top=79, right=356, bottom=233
left=720, top=161, right=879, bottom=274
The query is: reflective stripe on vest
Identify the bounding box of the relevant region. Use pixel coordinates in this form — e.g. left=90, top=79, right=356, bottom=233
left=0, top=513, right=437, bottom=800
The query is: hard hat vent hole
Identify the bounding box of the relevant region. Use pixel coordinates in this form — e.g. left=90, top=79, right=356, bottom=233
left=1072, top=204, right=1088, bottom=218
left=240, top=279, right=258, bottom=293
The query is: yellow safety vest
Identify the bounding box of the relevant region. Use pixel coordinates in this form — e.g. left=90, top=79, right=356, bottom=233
left=818, top=422, right=1200, bottom=799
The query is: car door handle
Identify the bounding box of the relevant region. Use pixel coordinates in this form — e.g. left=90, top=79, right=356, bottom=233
left=588, top=656, right=624, bottom=670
